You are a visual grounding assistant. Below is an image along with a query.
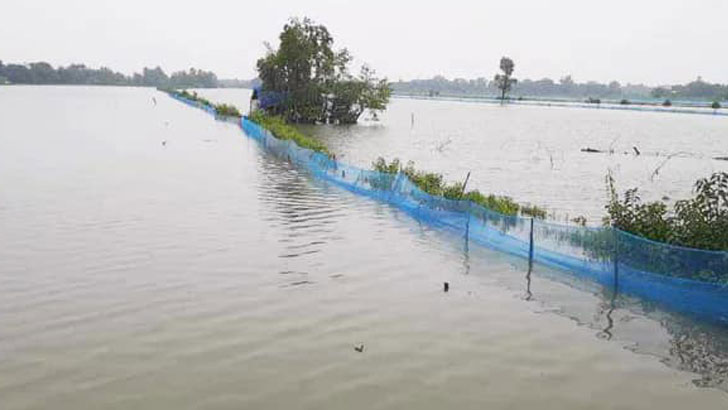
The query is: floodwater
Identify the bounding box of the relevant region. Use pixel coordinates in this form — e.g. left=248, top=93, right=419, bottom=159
left=2, top=86, right=728, bottom=409
left=196, top=88, right=728, bottom=224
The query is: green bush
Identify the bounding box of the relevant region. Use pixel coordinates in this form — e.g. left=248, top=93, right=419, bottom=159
left=167, top=89, right=214, bottom=108
left=712, top=101, right=722, bottom=110
left=372, top=157, right=545, bottom=217
left=250, top=111, right=330, bottom=155
left=521, top=204, right=547, bottom=219
left=214, top=103, right=241, bottom=117
left=605, top=172, right=728, bottom=251
left=464, top=190, right=521, bottom=216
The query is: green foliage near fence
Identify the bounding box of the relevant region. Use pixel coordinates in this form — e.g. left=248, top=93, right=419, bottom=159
left=249, top=111, right=330, bottom=155
left=372, top=157, right=545, bottom=218
left=213, top=103, right=241, bottom=117
left=605, top=172, right=728, bottom=251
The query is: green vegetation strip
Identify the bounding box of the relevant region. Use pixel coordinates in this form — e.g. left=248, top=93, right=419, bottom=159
left=249, top=111, right=330, bottom=155
left=165, top=88, right=241, bottom=117
left=373, top=158, right=547, bottom=219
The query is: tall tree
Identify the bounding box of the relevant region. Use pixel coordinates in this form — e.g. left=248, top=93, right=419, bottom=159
left=256, top=17, right=390, bottom=124
left=493, top=57, right=517, bottom=101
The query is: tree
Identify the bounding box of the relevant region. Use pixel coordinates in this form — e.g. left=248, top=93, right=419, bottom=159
left=28, top=62, right=59, bottom=84
left=256, top=17, right=390, bottom=124
left=168, top=68, right=217, bottom=88
left=608, top=81, right=621, bottom=95
left=141, top=66, right=169, bottom=87
left=651, top=87, right=669, bottom=99
left=493, top=57, right=517, bottom=102
left=329, top=65, right=391, bottom=123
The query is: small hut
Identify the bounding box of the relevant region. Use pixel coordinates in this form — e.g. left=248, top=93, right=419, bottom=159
left=250, top=86, right=286, bottom=115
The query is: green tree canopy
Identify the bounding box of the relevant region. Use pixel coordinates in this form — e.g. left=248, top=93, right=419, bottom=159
left=256, top=17, right=391, bottom=124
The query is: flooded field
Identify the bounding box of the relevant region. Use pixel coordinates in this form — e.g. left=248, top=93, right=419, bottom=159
left=1, top=86, right=727, bottom=409
left=195, top=88, right=728, bottom=224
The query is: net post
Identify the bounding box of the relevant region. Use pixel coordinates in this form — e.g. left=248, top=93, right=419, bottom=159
left=612, top=226, right=619, bottom=293
left=528, top=217, right=535, bottom=269
left=464, top=200, right=471, bottom=256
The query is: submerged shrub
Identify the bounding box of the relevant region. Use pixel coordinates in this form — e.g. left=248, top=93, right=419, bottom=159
left=571, top=215, right=588, bottom=226
left=521, top=204, right=547, bottom=219
left=372, top=157, right=402, bottom=174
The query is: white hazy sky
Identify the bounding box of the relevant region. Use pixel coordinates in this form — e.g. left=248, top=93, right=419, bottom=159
left=1, top=0, right=726, bottom=85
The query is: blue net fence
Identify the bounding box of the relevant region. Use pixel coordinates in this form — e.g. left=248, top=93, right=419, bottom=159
left=169, top=92, right=728, bottom=325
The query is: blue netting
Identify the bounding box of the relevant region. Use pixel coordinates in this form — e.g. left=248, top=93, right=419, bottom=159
left=173, top=93, right=728, bottom=325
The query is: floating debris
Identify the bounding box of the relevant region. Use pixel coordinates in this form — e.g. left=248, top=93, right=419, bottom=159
left=354, top=344, right=365, bottom=353
left=443, top=282, right=449, bottom=292
left=581, top=147, right=603, bottom=153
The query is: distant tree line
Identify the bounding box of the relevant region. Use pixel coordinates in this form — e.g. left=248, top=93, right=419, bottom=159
left=218, top=78, right=261, bottom=89
left=651, top=77, right=728, bottom=101
left=0, top=60, right=220, bottom=88
left=391, top=75, right=727, bottom=101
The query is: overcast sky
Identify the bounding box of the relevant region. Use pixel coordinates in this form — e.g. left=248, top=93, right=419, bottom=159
left=1, top=0, right=726, bottom=85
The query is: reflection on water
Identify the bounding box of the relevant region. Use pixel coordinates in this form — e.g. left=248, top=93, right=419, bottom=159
left=1, top=86, right=728, bottom=409
left=661, top=316, right=728, bottom=389
left=512, top=250, right=728, bottom=390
